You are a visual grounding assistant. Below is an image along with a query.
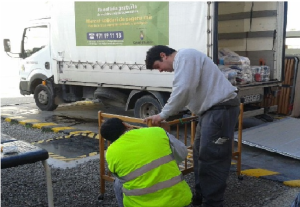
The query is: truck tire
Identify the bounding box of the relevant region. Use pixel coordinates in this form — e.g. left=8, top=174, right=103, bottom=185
left=134, top=95, right=162, bottom=118
left=34, top=84, right=58, bottom=111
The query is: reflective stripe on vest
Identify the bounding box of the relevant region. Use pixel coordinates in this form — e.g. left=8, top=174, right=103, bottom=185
left=122, top=174, right=184, bottom=196
left=118, top=153, right=174, bottom=183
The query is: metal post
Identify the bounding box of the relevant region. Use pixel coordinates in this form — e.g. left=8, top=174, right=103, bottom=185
left=42, top=160, right=54, bottom=207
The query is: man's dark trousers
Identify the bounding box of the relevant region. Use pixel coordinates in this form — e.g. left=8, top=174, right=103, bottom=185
left=193, top=106, right=240, bottom=207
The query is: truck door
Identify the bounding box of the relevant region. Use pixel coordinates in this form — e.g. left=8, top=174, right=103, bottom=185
left=20, top=25, right=52, bottom=94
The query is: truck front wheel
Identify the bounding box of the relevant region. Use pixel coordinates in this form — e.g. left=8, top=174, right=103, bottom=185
left=34, top=84, right=58, bottom=111
left=134, top=95, right=162, bottom=119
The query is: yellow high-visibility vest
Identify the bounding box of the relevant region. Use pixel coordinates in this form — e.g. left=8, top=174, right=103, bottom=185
left=106, top=127, right=192, bottom=207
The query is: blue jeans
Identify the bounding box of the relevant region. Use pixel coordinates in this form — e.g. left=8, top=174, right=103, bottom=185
left=114, top=178, right=124, bottom=207
left=193, top=106, right=240, bottom=207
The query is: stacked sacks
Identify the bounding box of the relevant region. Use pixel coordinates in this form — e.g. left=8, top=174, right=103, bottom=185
left=218, top=48, right=252, bottom=85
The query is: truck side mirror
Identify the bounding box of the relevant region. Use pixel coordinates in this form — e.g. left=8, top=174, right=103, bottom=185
left=3, top=39, right=11, bottom=52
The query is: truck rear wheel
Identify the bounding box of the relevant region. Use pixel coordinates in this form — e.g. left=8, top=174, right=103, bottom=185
left=134, top=95, right=162, bottom=119
left=34, top=84, right=58, bottom=111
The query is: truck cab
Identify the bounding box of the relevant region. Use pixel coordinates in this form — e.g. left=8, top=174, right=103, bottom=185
left=4, top=18, right=55, bottom=110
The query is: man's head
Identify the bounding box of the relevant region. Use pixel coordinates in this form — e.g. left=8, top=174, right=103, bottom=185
left=145, top=45, right=176, bottom=72
left=100, top=118, right=127, bottom=142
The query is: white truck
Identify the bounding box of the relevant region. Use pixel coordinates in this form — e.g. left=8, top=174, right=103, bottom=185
left=3, top=1, right=287, bottom=118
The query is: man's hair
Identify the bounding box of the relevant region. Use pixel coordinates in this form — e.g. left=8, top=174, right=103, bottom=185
left=100, top=118, right=127, bottom=142
left=145, top=45, right=176, bottom=69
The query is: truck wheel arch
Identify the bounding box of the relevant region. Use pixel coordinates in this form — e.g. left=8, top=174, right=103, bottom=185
left=29, top=74, right=48, bottom=94
left=126, top=90, right=169, bottom=111
left=126, top=90, right=170, bottom=118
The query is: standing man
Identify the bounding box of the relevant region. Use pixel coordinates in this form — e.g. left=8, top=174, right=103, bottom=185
left=100, top=118, right=192, bottom=207
left=144, top=45, right=240, bottom=207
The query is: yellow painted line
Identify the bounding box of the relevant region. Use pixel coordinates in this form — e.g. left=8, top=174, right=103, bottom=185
left=89, top=152, right=98, bottom=156
left=78, top=155, right=87, bottom=158
left=95, top=134, right=100, bottom=139
left=241, top=169, right=279, bottom=178
left=231, top=162, right=237, bottom=165
left=49, top=154, right=61, bottom=157
left=4, top=116, right=25, bottom=122
left=87, top=133, right=97, bottom=138
left=69, top=131, right=93, bottom=135
left=19, top=119, right=41, bottom=125
left=32, top=122, right=57, bottom=128
left=59, top=158, right=79, bottom=161
left=51, top=127, right=76, bottom=132
left=49, top=155, right=67, bottom=159
left=283, top=180, right=300, bottom=187
left=75, top=101, right=94, bottom=105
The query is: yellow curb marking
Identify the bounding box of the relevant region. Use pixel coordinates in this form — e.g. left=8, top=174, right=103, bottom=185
left=69, top=131, right=93, bottom=135
left=19, top=119, right=41, bottom=125
left=75, top=101, right=94, bottom=105
left=87, top=133, right=96, bottom=138
left=32, top=122, right=57, bottom=128
left=4, top=116, right=25, bottom=122
left=241, top=169, right=279, bottom=178
left=51, top=127, right=76, bottom=132
left=89, top=152, right=98, bottom=156
left=283, top=180, right=300, bottom=187
left=59, top=158, right=79, bottom=161
left=49, top=155, right=67, bottom=159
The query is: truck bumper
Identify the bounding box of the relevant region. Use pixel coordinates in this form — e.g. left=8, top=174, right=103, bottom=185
left=19, top=81, right=31, bottom=95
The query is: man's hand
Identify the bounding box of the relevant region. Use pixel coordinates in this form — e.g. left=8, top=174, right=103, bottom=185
left=144, top=114, right=164, bottom=126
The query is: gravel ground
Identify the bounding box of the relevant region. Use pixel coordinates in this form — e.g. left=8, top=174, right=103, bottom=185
left=1, top=121, right=300, bottom=207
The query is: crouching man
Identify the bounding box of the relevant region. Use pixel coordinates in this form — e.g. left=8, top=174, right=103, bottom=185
left=100, top=118, right=192, bottom=207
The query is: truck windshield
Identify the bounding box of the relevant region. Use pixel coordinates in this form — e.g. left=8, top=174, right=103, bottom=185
left=23, top=26, right=48, bottom=58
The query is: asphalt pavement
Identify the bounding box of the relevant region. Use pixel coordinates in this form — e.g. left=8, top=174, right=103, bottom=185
left=1, top=96, right=300, bottom=206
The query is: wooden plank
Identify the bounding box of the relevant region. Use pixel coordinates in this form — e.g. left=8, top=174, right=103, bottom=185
left=219, top=10, right=277, bottom=21
left=277, top=57, right=296, bottom=115
left=285, top=59, right=295, bottom=114
left=245, top=2, right=277, bottom=11
left=218, top=18, right=276, bottom=34
left=219, top=31, right=275, bottom=40
left=218, top=37, right=274, bottom=51
left=278, top=58, right=286, bottom=113
left=100, top=112, right=145, bottom=124
left=218, top=2, right=246, bottom=14
left=291, top=58, right=300, bottom=117
left=219, top=2, right=277, bottom=15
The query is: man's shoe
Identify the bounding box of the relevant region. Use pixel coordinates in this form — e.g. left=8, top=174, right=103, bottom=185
left=192, top=194, right=202, bottom=206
